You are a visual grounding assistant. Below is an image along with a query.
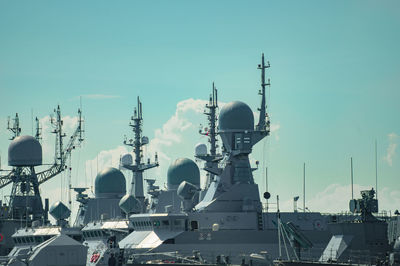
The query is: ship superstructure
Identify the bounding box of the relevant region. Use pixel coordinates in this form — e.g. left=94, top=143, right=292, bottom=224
left=0, top=106, right=84, bottom=255
left=197, top=83, right=222, bottom=195
left=0, top=55, right=396, bottom=266
left=116, top=54, right=334, bottom=265
left=82, top=97, right=206, bottom=266
left=120, top=97, right=159, bottom=215
left=0, top=201, right=87, bottom=266
left=82, top=98, right=160, bottom=266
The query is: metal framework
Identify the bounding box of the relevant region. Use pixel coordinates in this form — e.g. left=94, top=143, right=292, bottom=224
left=123, top=97, right=158, bottom=213
left=197, top=82, right=221, bottom=188
left=0, top=106, right=84, bottom=220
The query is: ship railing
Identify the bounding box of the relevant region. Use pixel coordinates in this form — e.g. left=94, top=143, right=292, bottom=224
left=127, top=251, right=207, bottom=265
left=261, top=203, right=392, bottom=221
left=289, top=246, right=388, bottom=265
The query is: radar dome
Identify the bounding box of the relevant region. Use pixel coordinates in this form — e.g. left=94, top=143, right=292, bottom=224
left=121, top=154, right=133, bottom=167
left=95, top=167, right=126, bottom=198
left=218, top=101, right=254, bottom=131
left=8, top=135, right=42, bottom=166
left=195, top=143, right=207, bottom=157
left=167, top=158, right=200, bottom=190
left=49, top=201, right=70, bottom=220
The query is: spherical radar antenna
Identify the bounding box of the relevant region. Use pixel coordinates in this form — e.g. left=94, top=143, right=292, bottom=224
left=8, top=135, right=42, bottom=166
left=167, top=158, right=200, bottom=190
left=218, top=101, right=254, bottom=131
left=95, top=167, right=126, bottom=198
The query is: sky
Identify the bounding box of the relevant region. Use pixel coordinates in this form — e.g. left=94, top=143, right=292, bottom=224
left=0, top=1, right=399, bottom=219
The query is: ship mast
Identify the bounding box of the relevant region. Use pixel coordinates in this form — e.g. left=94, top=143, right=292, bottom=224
left=1, top=106, right=84, bottom=222
left=123, top=97, right=159, bottom=213
left=256, top=53, right=270, bottom=132
left=35, top=117, right=42, bottom=143
left=7, top=113, right=21, bottom=140
left=198, top=82, right=221, bottom=188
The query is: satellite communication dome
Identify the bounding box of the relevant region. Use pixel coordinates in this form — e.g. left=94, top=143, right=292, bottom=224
left=195, top=143, right=207, bottom=157
left=167, top=158, right=200, bottom=190
left=121, top=154, right=133, bottom=167
left=95, top=167, right=126, bottom=198
left=119, top=194, right=141, bottom=214
left=8, top=135, right=42, bottom=166
left=49, top=201, right=71, bottom=220
left=218, top=101, right=254, bottom=131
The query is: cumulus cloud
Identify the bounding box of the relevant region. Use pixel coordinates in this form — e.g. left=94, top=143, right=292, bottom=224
left=77, top=97, right=278, bottom=198
left=270, top=123, right=281, bottom=141
left=84, top=145, right=129, bottom=188
left=384, top=133, right=398, bottom=166
left=149, top=99, right=207, bottom=148
left=144, top=98, right=210, bottom=187
left=39, top=114, right=79, bottom=164
left=280, top=183, right=400, bottom=213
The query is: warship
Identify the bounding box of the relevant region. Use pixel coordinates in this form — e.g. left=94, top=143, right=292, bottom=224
left=0, top=106, right=84, bottom=256
left=273, top=189, right=393, bottom=265
left=116, top=54, right=399, bottom=265
left=81, top=97, right=206, bottom=265
left=0, top=54, right=398, bottom=266
left=116, top=54, right=338, bottom=265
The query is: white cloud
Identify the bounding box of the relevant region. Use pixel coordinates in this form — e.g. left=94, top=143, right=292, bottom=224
left=39, top=114, right=79, bottom=164
left=384, top=133, right=398, bottom=166
left=279, top=183, right=400, bottom=213
left=84, top=145, right=129, bottom=185
left=270, top=123, right=281, bottom=141
left=144, top=98, right=210, bottom=187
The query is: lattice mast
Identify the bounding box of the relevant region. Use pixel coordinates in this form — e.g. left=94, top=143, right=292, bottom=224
left=123, top=97, right=158, bottom=213
left=0, top=106, right=84, bottom=222
left=198, top=83, right=220, bottom=188
left=7, top=113, right=21, bottom=140
left=35, top=117, right=42, bottom=143
left=256, top=53, right=271, bottom=132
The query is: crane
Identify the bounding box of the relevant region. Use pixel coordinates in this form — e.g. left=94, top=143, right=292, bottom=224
left=0, top=105, right=84, bottom=220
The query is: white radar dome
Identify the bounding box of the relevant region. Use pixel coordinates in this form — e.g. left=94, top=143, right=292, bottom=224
left=195, top=143, right=207, bottom=157
left=121, top=154, right=133, bottom=167
left=8, top=135, right=42, bottom=166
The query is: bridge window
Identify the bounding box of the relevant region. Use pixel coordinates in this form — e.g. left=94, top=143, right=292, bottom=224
left=190, top=220, right=199, bottom=231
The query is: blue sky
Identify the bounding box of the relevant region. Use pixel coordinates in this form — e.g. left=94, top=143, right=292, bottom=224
left=0, top=1, right=399, bottom=214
